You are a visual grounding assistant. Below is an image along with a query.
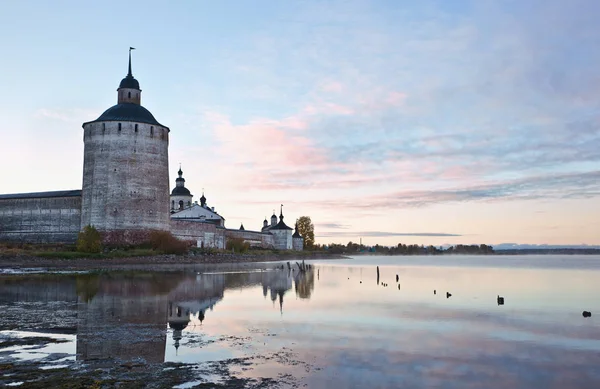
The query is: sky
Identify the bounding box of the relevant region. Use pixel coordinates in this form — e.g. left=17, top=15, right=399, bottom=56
left=0, top=0, right=599, bottom=247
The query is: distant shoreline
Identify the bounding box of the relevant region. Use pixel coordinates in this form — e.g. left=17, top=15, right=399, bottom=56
left=348, top=248, right=600, bottom=256
left=494, top=248, right=600, bottom=255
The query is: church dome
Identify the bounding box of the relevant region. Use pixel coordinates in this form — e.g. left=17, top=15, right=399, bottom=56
left=119, top=75, right=140, bottom=90
left=88, top=103, right=168, bottom=128
left=171, top=186, right=191, bottom=196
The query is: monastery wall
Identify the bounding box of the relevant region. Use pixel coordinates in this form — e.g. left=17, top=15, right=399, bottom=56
left=225, top=229, right=275, bottom=248
left=271, top=229, right=293, bottom=250
left=293, top=237, right=304, bottom=251
left=170, top=219, right=225, bottom=249
left=0, top=193, right=82, bottom=243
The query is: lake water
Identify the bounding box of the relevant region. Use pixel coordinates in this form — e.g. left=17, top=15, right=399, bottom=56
left=1, top=255, right=600, bottom=388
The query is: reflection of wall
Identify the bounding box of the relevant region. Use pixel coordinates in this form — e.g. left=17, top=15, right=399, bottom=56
left=0, top=275, right=78, bottom=303
left=0, top=275, right=79, bottom=331
left=76, top=293, right=168, bottom=363
left=76, top=272, right=230, bottom=362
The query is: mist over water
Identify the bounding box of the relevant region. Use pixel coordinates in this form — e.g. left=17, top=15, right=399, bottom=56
left=1, top=255, right=599, bottom=388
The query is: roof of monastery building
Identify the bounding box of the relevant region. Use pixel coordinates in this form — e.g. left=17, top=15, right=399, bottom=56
left=0, top=189, right=82, bottom=200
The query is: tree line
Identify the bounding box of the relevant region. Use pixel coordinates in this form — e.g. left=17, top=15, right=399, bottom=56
left=294, top=216, right=494, bottom=255
left=314, top=242, right=495, bottom=255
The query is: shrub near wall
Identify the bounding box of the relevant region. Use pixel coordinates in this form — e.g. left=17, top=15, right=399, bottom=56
left=76, top=225, right=102, bottom=253
left=148, top=230, right=189, bottom=255
left=226, top=237, right=250, bottom=253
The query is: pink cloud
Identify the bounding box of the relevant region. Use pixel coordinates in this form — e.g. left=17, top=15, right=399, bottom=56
left=205, top=111, right=328, bottom=172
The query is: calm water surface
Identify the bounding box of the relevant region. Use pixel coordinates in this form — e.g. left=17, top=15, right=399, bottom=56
left=1, top=255, right=599, bottom=388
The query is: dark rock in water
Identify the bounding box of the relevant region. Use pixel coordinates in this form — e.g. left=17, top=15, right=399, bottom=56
left=446, top=292, right=452, bottom=298
left=434, top=290, right=436, bottom=295
left=497, top=295, right=505, bottom=305
left=360, top=281, right=362, bottom=284
left=396, top=274, right=399, bottom=282
left=583, top=311, right=592, bottom=318
left=398, top=284, right=401, bottom=290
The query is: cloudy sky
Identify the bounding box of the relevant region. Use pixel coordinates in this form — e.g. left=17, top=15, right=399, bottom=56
left=0, top=0, right=599, bottom=246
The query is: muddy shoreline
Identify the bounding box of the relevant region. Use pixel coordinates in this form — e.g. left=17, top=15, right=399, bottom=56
left=0, top=252, right=346, bottom=272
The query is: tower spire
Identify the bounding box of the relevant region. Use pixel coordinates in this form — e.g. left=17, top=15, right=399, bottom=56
left=117, top=47, right=140, bottom=103
left=128, top=47, right=135, bottom=77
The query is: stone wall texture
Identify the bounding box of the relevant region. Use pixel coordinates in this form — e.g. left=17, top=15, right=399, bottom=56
left=271, top=229, right=293, bottom=250
left=0, top=192, right=82, bottom=243
left=225, top=229, right=275, bottom=248
left=293, top=236, right=304, bottom=251
left=80, top=121, right=170, bottom=232
left=170, top=220, right=225, bottom=248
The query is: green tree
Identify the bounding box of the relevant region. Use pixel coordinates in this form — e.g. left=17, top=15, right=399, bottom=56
left=297, top=216, right=315, bottom=248
left=77, top=225, right=102, bottom=253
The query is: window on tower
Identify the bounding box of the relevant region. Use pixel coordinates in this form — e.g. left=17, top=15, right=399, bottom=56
left=135, top=124, right=138, bottom=132
left=118, top=123, right=122, bottom=132
left=128, top=91, right=131, bottom=98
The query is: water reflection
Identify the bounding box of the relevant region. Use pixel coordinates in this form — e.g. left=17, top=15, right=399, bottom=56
left=0, top=267, right=315, bottom=363
left=2, top=257, right=600, bottom=388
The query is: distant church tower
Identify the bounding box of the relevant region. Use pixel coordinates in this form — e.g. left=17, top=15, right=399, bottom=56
left=80, top=49, right=170, bottom=234
left=170, top=166, right=193, bottom=212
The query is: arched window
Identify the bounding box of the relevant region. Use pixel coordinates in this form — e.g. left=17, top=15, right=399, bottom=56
left=187, top=201, right=191, bottom=207
left=150, top=126, right=154, bottom=137
left=128, top=91, right=131, bottom=98
left=118, top=123, right=122, bottom=131
left=171, top=200, right=174, bottom=210
left=179, top=200, right=184, bottom=210
left=135, top=124, right=138, bottom=132
left=102, top=123, right=106, bottom=132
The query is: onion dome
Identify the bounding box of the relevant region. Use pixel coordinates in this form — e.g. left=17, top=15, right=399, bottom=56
left=293, top=221, right=302, bottom=238
left=171, top=167, right=191, bottom=196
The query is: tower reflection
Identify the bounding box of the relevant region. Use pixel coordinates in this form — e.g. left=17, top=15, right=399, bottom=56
left=74, top=267, right=315, bottom=362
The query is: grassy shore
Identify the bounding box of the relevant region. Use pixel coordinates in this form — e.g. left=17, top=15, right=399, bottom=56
left=0, top=243, right=343, bottom=270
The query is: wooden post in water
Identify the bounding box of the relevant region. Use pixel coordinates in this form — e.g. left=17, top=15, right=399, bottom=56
left=377, top=266, right=380, bottom=285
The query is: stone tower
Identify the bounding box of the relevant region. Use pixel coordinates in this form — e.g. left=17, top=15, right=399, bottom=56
left=80, top=49, right=170, bottom=236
